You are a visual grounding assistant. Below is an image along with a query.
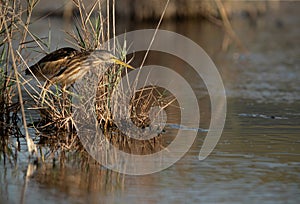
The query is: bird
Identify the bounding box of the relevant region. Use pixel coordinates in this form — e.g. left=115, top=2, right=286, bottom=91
left=25, top=47, right=134, bottom=102
left=25, top=47, right=79, bottom=82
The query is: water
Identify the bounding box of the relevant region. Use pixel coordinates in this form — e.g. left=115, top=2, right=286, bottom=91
left=1, top=2, right=300, bottom=204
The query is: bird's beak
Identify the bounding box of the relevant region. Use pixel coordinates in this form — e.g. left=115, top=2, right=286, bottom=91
left=113, top=58, right=134, bottom=69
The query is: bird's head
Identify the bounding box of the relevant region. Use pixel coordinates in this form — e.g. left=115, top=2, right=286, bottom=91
left=92, top=50, right=134, bottom=69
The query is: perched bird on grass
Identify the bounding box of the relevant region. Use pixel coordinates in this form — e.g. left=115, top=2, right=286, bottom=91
left=25, top=47, right=133, bottom=102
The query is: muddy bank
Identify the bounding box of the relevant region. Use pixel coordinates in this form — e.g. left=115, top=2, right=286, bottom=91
left=27, top=0, right=279, bottom=21
left=116, top=0, right=276, bottom=21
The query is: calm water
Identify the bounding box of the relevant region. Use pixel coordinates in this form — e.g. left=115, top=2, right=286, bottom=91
left=1, top=2, right=300, bottom=204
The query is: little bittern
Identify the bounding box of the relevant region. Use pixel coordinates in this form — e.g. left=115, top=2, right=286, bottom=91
left=25, top=47, right=133, bottom=101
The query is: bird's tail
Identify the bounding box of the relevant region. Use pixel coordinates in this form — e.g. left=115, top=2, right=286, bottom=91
left=25, top=64, right=37, bottom=75
left=25, top=67, right=32, bottom=75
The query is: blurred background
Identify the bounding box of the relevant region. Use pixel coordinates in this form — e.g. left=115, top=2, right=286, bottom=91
left=1, top=0, right=300, bottom=203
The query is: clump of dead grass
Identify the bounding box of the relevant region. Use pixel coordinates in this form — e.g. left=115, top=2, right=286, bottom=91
left=1, top=0, right=174, bottom=161
left=0, top=0, right=41, bottom=159
left=34, top=0, right=174, bottom=154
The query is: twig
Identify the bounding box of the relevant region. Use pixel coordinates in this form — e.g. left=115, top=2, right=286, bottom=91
left=214, top=0, right=247, bottom=52
left=3, top=18, right=37, bottom=155
left=140, top=0, right=170, bottom=69
left=112, top=0, right=116, bottom=54
left=106, top=0, right=110, bottom=50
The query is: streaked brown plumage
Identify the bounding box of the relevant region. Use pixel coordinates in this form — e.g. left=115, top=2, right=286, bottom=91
left=25, top=47, right=79, bottom=82
left=25, top=47, right=133, bottom=91
left=25, top=47, right=133, bottom=105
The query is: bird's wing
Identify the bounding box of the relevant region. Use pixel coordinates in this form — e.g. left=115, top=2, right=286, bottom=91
left=36, top=47, right=79, bottom=65
left=26, top=47, right=79, bottom=76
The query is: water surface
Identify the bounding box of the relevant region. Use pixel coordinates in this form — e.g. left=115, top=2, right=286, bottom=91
left=1, top=2, right=299, bottom=204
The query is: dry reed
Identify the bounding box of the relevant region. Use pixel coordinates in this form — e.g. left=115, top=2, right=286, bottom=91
left=1, top=0, right=175, bottom=162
